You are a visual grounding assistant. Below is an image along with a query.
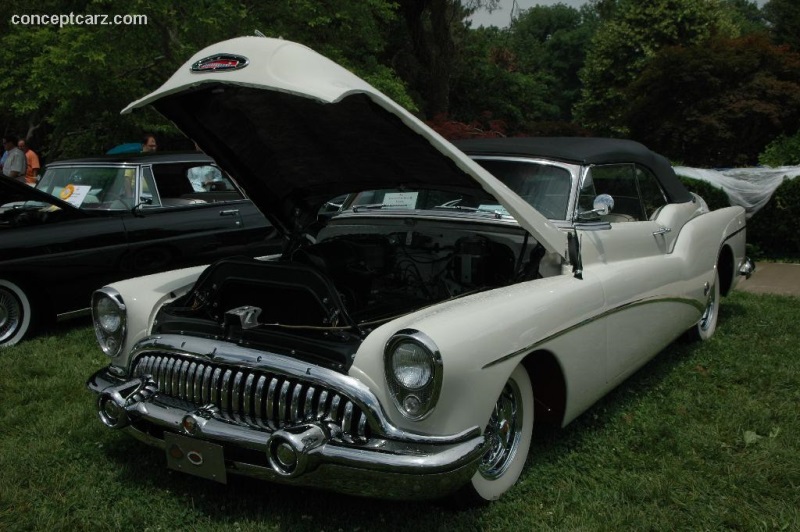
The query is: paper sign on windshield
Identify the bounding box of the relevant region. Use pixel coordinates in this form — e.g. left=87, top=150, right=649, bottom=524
left=383, top=192, right=418, bottom=209
left=478, top=204, right=510, bottom=216
left=59, top=184, right=93, bottom=207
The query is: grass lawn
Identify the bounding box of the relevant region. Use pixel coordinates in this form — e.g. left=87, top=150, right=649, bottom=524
left=1, top=291, right=798, bottom=531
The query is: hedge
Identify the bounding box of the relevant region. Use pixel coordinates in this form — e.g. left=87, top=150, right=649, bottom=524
left=680, top=176, right=800, bottom=258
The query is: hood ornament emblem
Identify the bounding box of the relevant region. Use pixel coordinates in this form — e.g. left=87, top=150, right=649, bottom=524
left=191, top=54, right=249, bottom=73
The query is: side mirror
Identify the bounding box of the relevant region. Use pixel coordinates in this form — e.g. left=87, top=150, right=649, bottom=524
left=576, top=193, right=615, bottom=221
left=592, top=194, right=614, bottom=216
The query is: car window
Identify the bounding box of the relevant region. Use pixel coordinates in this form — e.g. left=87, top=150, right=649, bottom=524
left=150, top=163, right=243, bottom=206
left=474, top=159, right=572, bottom=219
left=349, top=188, right=500, bottom=212
left=140, top=167, right=162, bottom=207
left=38, top=166, right=136, bottom=210
left=582, top=164, right=643, bottom=221
left=636, top=165, right=668, bottom=219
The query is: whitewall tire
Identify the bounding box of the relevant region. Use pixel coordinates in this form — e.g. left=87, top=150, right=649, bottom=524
left=0, top=279, right=33, bottom=347
left=695, top=270, right=720, bottom=341
left=467, top=363, right=534, bottom=502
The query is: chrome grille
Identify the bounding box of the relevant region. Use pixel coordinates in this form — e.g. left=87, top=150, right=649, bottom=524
left=132, top=353, right=370, bottom=442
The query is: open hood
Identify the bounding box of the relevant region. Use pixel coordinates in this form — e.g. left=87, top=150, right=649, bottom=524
left=123, top=36, right=566, bottom=257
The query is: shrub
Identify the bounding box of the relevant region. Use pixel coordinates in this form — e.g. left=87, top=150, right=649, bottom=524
left=678, top=176, right=731, bottom=211
left=746, top=176, right=800, bottom=258
left=759, top=132, right=800, bottom=167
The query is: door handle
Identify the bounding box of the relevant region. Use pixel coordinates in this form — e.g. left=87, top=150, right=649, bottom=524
left=652, top=226, right=672, bottom=236
left=219, top=209, right=240, bottom=216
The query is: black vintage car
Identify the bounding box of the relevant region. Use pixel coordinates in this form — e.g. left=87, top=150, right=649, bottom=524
left=0, top=152, right=281, bottom=346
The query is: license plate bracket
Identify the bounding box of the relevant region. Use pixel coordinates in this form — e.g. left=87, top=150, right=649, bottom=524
left=165, top=432, right=227, bottom=484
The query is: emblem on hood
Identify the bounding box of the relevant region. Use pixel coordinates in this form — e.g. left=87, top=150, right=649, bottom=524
left=191, top=54, right=249, bottom=73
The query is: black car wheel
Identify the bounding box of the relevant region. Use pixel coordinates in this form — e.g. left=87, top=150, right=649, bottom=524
left=0, top=279, right=33, bottom=347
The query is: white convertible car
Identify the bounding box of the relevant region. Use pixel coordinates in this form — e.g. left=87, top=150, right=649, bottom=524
left=87, top=36, right=753, bottom=502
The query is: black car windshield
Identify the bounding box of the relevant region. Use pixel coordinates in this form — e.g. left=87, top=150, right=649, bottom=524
left=38, top=166, right=139, bottom=210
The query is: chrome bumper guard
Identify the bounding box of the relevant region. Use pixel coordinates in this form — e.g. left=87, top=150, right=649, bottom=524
left=87, top=335, right=487, bottom=499
left=739, top=256, right=755, bottom=279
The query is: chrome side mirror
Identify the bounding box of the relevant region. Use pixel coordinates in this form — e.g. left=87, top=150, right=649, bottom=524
left=592, top=194, right=614, bottom=216
left=577, top=193, right=615, bottom=221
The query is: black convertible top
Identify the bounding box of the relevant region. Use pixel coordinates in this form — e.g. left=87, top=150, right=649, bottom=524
left=455, top=137, right=692, bottom=203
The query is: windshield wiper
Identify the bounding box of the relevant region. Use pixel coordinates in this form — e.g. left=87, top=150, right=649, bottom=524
left=351, top=203, right=386, bottom=212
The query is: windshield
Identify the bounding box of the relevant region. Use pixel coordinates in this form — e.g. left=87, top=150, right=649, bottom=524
left=347, top=188, right=509, bottom=215
left=472, top=159, right=572, bottom=220
left=346, top=160, right=573, bottom=220
left=37, top=166, right=137, bottom=210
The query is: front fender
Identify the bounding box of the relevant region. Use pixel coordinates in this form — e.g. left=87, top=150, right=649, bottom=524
left=351, top=271, right=605, bottom=436
left=101, top=265, right=208, bottom=368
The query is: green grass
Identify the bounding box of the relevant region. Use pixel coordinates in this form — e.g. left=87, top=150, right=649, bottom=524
left=1, top=292, right=798, bottom=531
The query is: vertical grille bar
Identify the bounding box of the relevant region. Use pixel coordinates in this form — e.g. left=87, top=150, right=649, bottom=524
left=133, top=354, right=369, bottom=442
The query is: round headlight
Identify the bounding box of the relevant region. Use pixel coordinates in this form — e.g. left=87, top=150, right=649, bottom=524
left=96, top=296, right=123, bottom=333
left=384, top=330, right=443, bottom=421
left=92, top=288, right=126, bottom=358
left=391, top=341, right=433, bottom=390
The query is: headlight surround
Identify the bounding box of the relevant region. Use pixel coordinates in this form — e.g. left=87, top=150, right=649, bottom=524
left=92, top=288, right=127, bottom=358
left=385, top=329, right=442, bottom=420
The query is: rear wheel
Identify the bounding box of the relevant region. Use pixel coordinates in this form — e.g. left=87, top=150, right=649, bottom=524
left=693, top=270, right=720, bottom=341
left=0, top=279, right=33, bottom=347
left=464, top=363, right=534, bottom=502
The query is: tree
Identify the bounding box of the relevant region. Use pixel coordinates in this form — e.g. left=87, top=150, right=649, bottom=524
left=763, top=0, right=800, bottom=51
left=507, top=4, right=599, bottom=121
left=0, top=0, right=407, bottom=159
left=575, top=0, right=739, bottom=136
left=625, top=35, right=800, bottom=166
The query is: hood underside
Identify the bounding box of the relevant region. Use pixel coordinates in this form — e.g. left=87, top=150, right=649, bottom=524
left=123, top=37, right=567, bottom=257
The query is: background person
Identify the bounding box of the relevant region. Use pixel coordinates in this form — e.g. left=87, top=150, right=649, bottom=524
left=1, top=135, right=27, bottom=183
left=141, top=133, right=157, bottom=152
left=18, top=139, right=40, bottom=184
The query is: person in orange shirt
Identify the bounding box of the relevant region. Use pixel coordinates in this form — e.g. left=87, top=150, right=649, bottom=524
left=17, top=139, right=41, bottom=185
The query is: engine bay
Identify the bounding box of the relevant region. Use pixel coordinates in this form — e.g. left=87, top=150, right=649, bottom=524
left=154, top=217, right=556, bottom=370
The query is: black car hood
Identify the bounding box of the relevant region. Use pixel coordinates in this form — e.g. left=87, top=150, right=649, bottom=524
left=122, top=37, right=567, bottom=256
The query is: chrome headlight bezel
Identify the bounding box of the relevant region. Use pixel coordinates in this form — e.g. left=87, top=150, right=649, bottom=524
left=384, top=329, right=443, bottom=421
left=92, top=287, right=127, bottom=358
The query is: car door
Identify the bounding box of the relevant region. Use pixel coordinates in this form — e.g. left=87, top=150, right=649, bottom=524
left=0, top=179, right=129, bottom=315
left=119, top=162, right=280, bottom=276
left=576, top=164, right=694, bottom=382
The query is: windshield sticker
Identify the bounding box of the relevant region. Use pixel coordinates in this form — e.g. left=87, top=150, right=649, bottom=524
left=478, top=204, right=510, bottom=216
left=383, top=192, right=418, bottom=209
left=59, top=184, right=92, bottom=207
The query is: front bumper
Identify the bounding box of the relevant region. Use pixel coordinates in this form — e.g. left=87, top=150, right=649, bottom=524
left=87, top=336, right=487, bottom=500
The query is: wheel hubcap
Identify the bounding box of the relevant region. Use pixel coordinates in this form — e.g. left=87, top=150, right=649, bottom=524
left=699, top=285, right=717, bottom=331
left=479, top=378, right=523, bottom=480
left=0, top=287, right=22, bottom=343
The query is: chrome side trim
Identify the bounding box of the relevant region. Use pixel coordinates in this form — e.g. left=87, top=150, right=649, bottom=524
left=483, top=295, right=704, bottom=369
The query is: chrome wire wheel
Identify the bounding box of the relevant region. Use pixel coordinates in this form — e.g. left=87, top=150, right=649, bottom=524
left=0, top=280, right=32, bottom=346
left=480, top=379, right=523, bottom=480
left=465, top=364, right=534, bottom=502
left=695, top=270, right=720, bottom=341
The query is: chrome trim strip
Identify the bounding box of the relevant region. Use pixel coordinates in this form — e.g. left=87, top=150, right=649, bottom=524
left=483, top=295, right=704, bottom=369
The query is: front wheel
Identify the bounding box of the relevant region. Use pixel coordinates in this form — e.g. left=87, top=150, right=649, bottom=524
left=464, top=363, right=534, bottom=502
left=0, top=279, right=33, bottom=347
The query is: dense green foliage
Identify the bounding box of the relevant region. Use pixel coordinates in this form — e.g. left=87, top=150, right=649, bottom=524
left=679, top=177, right=732, bottom=211
left=747, top=176, right=800, bottom=257
left=2, top=292, right=799, bottom=529
left=760, top=132, right=800, bottom=166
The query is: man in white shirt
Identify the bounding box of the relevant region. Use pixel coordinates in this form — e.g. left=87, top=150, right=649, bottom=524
left=2, top=135, right=27, bottom=183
